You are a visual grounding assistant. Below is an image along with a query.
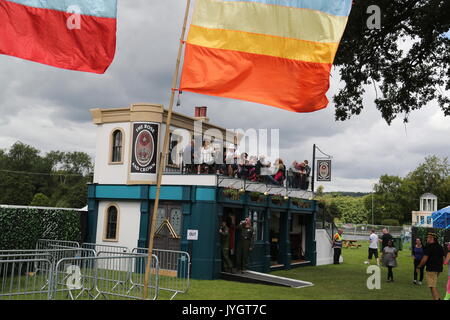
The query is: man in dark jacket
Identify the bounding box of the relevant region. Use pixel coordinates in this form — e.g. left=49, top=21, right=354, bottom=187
left=380, top=228, right=393, bottom=252
left=416, top=232, right=445, bottom=300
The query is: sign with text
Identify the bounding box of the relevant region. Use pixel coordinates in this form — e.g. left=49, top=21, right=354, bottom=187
left=131, top=122, right=159, bottom=174
left=317, top=160, right=331, bottom=182
left=187, top=229, right=198, bottom=241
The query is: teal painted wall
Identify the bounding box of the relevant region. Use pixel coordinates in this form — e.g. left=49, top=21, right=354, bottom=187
left=88, top=184, right=319, bottom=279
left=96, top=185, right=143, bottom=199
left=86, top=184, right=98, bottom=243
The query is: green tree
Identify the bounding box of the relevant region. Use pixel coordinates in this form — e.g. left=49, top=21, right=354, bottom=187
left=335, top=0, right=450, bottom=124
left=29, top=193, right=51, bottom=207
left=366, top=175, right=411, bottom=224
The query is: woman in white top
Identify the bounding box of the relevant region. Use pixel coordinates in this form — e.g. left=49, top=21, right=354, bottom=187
left=198, top=140, right=214, bottom=174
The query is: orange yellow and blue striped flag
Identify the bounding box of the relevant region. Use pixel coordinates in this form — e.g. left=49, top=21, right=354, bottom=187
left=180, top=0, right=353, bottom=113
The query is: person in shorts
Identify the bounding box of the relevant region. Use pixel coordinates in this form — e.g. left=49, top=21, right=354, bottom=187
left=365, top=229, right=379, bottom=265
left=416, top=232, right=445, bottom=300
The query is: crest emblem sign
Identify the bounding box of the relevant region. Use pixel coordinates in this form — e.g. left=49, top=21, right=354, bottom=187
left=131, top=123, right=159, bottom=174
left=317, top=160, right=331, bottom=182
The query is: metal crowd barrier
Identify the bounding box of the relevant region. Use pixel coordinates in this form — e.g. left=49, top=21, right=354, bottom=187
left=81, top=243, right=129, bottom=255
left=1, top=240, right=188, bottom=300
left=133, top=247, right=190, bottom=300
left=36, top=239, right=80, bottom=250
left=51, top=253, right=159, bottom=300
left=0, top=258, right=53, bottom=300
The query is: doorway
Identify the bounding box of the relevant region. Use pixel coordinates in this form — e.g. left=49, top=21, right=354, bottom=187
left=290, top=214, right=306, bottom=262
left=152, top=203, right=183, bottom=251
left=269, top=211, right=281, bottom=266
left=221, top=207, right=244, bottom=271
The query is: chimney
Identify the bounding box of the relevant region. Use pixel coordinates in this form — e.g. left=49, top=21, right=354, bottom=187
left=194, top=106, right=209, bottom=122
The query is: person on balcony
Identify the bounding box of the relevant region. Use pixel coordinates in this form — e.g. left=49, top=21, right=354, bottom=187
left=225, top=144, right=238, bottom=177
left=255, top=156, right=271, bottom=183
left=304, top=160, right=311, bottom=190
left=296, top=162, right=307, bottom=190
left=198, top=140, right=215, bottom=174
left=211, top=136, right=224, bottom=175
left=267, top=158, right=286, bottom=186
left=238, top=152, right=250, bottom=180
left=287, top=161, right=299, bottom=188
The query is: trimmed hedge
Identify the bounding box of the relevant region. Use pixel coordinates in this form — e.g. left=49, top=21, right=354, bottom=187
left=0, top=207, right=82, bottom=250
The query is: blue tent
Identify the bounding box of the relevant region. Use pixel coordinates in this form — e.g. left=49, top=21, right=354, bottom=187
left=432, top=206, right=450, bottom=229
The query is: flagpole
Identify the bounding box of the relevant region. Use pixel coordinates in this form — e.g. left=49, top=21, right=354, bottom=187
left=143, top=0, right=191, bottom=299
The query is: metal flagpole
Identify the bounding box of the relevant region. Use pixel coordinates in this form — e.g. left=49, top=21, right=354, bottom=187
left=311, top=144, right=316, bottom=193
left=143, top=0, right=191, bottom=299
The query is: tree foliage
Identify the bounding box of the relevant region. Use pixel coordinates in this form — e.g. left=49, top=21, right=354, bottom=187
left=335, top=0, right=450, bottom=124
left=368, top=155, right=450, bottom=224
left=0, top=141, right=93, bottom=208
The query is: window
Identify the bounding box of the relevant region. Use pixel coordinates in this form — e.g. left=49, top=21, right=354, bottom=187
left=111, top=129, right=123, bottom=163
left=250, top=210, right=264, bottom=241
left=427, top=216, right=432, bottom=225
left=105, top=205, right=119, bottom=241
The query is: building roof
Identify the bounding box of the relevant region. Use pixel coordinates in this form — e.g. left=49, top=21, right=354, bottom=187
left=420, top=193, right=437, bottom=199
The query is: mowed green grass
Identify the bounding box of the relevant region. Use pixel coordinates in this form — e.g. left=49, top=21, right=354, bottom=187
left=177, top=243, right=449, bottom=300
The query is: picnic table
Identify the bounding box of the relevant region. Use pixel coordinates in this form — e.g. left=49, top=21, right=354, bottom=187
left=343, top=240, right=361, bottom=248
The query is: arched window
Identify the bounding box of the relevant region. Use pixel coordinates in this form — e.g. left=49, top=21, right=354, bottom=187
left=111, top=129, right=123, bottom=163
left=105, top=205, right=119, bottom=241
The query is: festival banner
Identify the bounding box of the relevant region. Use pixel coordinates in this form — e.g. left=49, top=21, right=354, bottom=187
left=180, top=0, right=353, bottom=112
left=0, top=0, right=117, bottom=73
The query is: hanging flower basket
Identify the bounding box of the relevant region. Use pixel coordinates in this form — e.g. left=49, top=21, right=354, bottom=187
left=223, top=188, right=241, bottom=201
left=249, top=192, right=265, bottom=203
left=271, top=194, right=284, bottom=205
left=292, top=198, right=313, bottom=209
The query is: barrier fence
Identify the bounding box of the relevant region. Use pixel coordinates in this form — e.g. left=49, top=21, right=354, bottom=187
left=81, top=243, right=129, bottom=255
left=0, top=240, right=190, bottom=300
left=0, top=258, right=53, bottom=300
left=51, top=253, right=159, bottom=300
left=133, top=247, right=190, bottom=300
left=336, top=223, right=411, bottom=240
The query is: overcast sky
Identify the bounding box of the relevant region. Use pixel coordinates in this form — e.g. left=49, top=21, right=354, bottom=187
left=0, top=0, right=449, bottom=193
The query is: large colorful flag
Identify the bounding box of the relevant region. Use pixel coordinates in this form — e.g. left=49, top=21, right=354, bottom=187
left=180, top=0, right=352, bottom=112
left=0, top=0, right=117, bottom=73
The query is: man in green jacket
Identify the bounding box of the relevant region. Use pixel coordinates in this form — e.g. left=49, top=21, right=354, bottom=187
left=236, top=218, right=254, bottom=273
left=219, top=220, right=233, bottom=273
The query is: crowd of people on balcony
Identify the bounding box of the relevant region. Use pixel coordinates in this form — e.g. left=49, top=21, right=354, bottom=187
left=180, top=138, right=311, bottom=190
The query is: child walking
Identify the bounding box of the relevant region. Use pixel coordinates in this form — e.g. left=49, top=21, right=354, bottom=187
left=382, top=239, right=398, bottom=282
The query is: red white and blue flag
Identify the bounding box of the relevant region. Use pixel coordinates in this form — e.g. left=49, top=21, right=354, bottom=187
left=0, top=0, right=117, bottom=73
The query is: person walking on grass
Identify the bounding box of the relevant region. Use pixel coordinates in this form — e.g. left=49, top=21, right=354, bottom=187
left=444, top=242, right=450, bottom=300
left=412, top=238, right=425, bottom=285
left=382, top=239, right=398, bottom=282
left=365, top=229, right=379, bottom=265
left=380, top=228, right=393, bottom=252
left=332, top=229, right=344, bottom=265
left=416, top=232, right=445, bottom=300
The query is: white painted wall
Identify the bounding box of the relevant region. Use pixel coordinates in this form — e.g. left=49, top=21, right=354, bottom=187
left=315, top=229, right=343, bottom=266
left=93, top=122, right=130, bottom=185
left=96, top=200, right=141, bottom=252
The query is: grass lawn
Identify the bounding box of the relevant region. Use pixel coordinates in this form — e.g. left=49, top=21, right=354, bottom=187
left=176, top=243, right=449, bottom=300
